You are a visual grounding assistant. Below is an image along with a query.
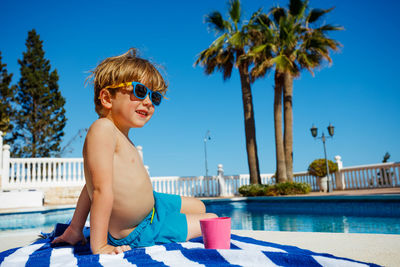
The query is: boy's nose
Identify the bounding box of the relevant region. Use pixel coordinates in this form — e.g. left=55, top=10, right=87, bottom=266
left=142, top=95, right=152, bottom=106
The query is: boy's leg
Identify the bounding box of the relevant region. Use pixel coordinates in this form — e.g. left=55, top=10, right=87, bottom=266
left=186, top=213, right=218, bottom=240
left=180, top=196, right=206, bottom=214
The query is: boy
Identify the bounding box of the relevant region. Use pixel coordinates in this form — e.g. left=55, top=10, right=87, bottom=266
left=52, top=49, right=217, bottom=254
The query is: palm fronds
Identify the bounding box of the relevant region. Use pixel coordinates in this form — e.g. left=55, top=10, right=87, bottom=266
left=249, top=0, right=343, bottom=78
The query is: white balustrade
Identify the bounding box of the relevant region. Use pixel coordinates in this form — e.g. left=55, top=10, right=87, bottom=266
left=1, top=158, right=399, bottom=194
left=150, top=175, right=222, bottom=197
left=293, top=171, right=326, bottom=191
left=2, top=157, right=85, bottom=190
left=340, top=162, right=400, bottom=189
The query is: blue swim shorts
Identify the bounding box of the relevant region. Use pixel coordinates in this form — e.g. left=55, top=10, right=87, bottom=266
left=107, top=191, right=188, bottom=248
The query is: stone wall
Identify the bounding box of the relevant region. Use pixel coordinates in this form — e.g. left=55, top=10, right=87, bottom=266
left=43, top=186, right=83, bottom=205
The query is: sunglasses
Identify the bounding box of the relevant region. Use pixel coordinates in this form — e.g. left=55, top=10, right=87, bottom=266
left=104, top=81, right=163, bottom=106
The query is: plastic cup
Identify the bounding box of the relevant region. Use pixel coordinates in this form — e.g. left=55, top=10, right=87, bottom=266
left=200, top=217, right=231, bottom=249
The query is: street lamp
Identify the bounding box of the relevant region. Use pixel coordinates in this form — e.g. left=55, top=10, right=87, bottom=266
left=204, top=130, right=211, bottom=177
left=310, top=123, right=335, bottom=193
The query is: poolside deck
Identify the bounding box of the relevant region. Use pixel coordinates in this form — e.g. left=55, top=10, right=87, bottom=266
left=1, top=188, right=399, bottom=266
left=303, top=187, right=400, bottom=196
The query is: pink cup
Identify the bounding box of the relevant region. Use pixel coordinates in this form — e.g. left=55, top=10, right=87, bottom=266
left=200, top=217, right=231, bottom=249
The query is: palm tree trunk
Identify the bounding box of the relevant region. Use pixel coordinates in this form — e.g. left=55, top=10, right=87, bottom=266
left=238, top=62, right=261, bottom=185
left=283, top=72, right=293, bottom=182
left=274, top=71, right=287, bottom=183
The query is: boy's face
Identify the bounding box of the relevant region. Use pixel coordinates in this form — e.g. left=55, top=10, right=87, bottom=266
left=108, top=85, right=155, bottom=129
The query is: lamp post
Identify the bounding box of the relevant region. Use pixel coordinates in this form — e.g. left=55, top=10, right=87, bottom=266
left=204, top=130, right=211, bottom=177
left=310, top=123, right=335, bottom=193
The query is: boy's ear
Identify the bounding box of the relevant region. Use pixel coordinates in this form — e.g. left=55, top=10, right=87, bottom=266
left=99, top=89, right=113, bottom=110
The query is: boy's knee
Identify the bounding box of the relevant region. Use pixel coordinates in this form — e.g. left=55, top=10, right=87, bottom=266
left=181, top=196, right=206, bottom=214
left=198, top=200, right=206, bottom=213
left=191, top=197, right=206, bottom=213
left=205, top=213, right=218, bottom=219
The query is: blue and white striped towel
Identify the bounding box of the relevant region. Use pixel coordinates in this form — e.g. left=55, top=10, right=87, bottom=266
left=0, top=224, right=380, bottom=267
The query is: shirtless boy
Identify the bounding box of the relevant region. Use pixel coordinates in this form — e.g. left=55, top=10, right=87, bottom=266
left=52, top=49, right=217, bottom=254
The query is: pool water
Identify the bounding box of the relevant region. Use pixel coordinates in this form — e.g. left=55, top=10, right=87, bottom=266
left=1, top=195, right=399, bottom=235
left=0, top=208, right=75, bottom=233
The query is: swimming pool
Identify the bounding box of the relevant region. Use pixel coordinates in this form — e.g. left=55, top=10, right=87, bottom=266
left=1, top=195, right=399, bottom=235
left=203, top=195, right=400, bottom=235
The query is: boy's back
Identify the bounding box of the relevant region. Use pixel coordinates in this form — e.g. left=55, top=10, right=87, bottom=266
left=83, top=118, right=154, bottom=239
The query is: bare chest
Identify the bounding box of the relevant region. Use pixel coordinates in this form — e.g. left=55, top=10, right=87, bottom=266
left=112, top=137, right=150, bottom=189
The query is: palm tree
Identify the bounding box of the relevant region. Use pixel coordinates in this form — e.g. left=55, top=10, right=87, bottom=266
left=250, top=0, right=342, bottom=182
left=195, top=0, right=262, bottom=184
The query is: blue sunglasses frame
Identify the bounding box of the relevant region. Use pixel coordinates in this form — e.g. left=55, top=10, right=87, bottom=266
left=104, top=81, right=163, bottom=106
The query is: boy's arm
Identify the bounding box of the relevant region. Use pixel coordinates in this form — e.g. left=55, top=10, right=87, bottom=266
left=70, top=185, right=91, bottom=231
left=52, top=185, right=90, bottom=245
left=84, top=120, right=128, bottom=254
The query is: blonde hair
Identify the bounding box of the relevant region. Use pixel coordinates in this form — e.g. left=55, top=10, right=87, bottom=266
left=88, top=48, right=168, bottom=116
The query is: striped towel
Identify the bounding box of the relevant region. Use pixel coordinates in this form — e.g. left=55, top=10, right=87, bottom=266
left=0, top=224, right=380, bottom=267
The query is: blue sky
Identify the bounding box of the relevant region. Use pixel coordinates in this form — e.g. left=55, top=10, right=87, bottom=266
left=1, top=0, right=399, bottom=177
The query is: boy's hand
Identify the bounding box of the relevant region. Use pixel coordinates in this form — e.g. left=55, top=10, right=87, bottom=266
left=51, top=225, right=86, bottom=246
left=94, top=244, right=131, bottom=255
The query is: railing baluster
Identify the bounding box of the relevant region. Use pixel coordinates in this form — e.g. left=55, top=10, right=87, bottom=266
left=45, top=161, right=49, bottom=184
left=191, top=177, right=194, bottom=196
left=366, top=168, right=372, bottom=188
left=373, top=167, right=380, bottom=188
left=62, top=161, right=66, bottom=185
left=57, top=160, right=61, bottom=184
left=194, top=177, right=198, bottom=197
left=354, top=170, right=358, bottom=189
left=346, top=171, right=351, bottom=189
left=350, top=170, right=355, bottom=189
left=27, top=161, right=31, bottom=185
left=363, top=169, right=369, bottom=188
left=356, top=170, right=361, bottom=189
left=37, top=161, right=41, bottom=186
left=181, top=178, right=185, bottom=196
left=72, top=161, right=76, bottom=184
left=389, top=166, right=394, bottom=186
left=21, top=161, right=26, bottom=186
left=358, top=169, right=364, bottom=188
left=16, top=162, right=21, bottom=187
left=348, top=170, right=353, bottom=189
left=32, top=162, right=36, bottom=185
left=49, top=161, right=53, bottom=184
left=68, top=161, right=72, bottom=183
left=382, top=165, right=389, bottom=187
left=355, top=169, right=361, bottom=188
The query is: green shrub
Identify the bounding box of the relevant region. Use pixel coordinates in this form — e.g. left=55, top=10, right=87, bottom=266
left=272, top=182, right=311, bottom=195
left=308, top=158, right=338, bottom=177
left=238, top=182, right=311, bottom=197
left=238, top=184, right=271, bottom=196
